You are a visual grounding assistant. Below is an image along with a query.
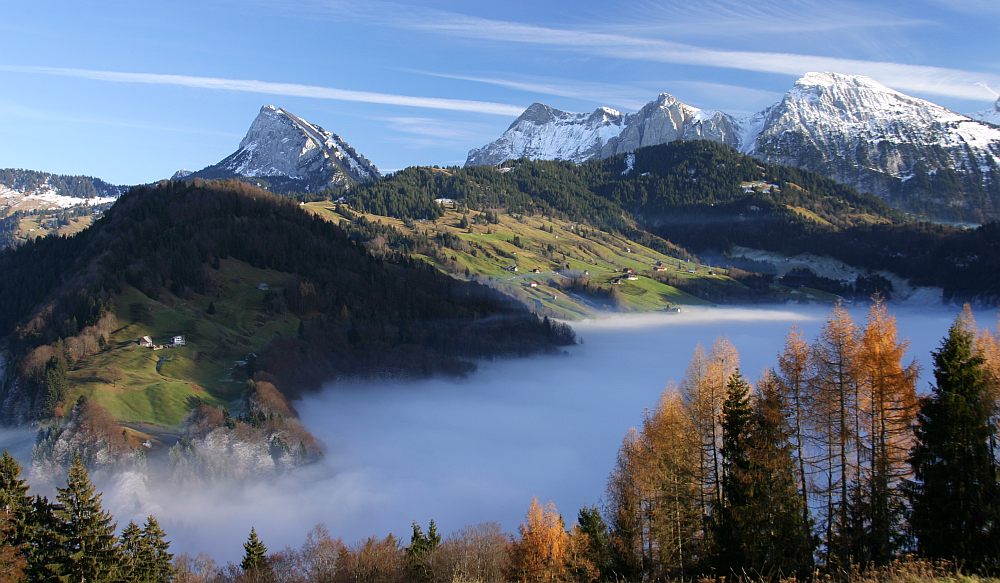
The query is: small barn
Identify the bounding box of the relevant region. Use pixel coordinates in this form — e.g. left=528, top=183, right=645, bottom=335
left=138, top=336, right=153, bottom=348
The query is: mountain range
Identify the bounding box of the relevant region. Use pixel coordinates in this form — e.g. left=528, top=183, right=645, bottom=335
left=187, top=105, right=380, bottom=193
left=467, top=72, right=1000, bottom=221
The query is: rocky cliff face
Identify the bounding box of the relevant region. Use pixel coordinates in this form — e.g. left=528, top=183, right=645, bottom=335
left=602, top=93, right=741, bottom=157
left=190, top=105, right=380, bottom=193
left=466, top=73, right=1000, bottom=220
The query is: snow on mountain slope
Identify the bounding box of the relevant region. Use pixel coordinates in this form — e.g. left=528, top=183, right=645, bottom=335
left=971, top=98, right=1000, bottom=126
left=466, top=72, right=1000, bottom=220
left=191, top=105, right=380, bottom=193
left=750, top=72, right=1000, bottom=219
left=0, top=170, right=122, bottom=214
left=601, top=93, right=741, bottom=157
left=466, top=95, right=741, bottom=167
left=466, top=103, right=626, bottom=166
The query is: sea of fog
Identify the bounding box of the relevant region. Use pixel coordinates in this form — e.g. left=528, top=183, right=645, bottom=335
left=3, top=304, right=983, bottom=562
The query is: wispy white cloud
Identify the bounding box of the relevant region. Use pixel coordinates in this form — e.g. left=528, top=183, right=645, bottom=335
left=921, top=0, right=1000, bottom=15
left=649, top=80, right=783, bottom=113
left=377, top=116, right=490, bottom=142
left=237, top=0, right=996, bottom=103
left=405, top=14, right=1000, bottom=102
left=407, top=70, right=651, bottom=111
left=0, top=65, right=526, bottom=117
left=0, top=100, right=240, bottom=137
left=613, top=0, right=930, bottom=36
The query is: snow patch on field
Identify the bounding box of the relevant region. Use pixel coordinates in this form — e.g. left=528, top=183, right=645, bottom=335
left=0, top=184, right=115, bottom=211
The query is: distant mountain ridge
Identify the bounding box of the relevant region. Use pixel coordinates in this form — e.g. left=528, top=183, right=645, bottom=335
left=467, top=72, right=1000, bottom=221
left=188, top=105, right=380, bottom=193
left=0, top=169, right=122, bottom=212
left=466, top=94, right=740, bottom=166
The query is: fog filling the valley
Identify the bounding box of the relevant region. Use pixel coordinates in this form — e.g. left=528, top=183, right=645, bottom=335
left=8, top=305, right=977, bottom=562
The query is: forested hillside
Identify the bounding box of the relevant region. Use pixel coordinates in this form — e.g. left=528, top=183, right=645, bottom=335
left=0, top=180, right=573, bottom=449
left=347, top=141, right=1000, bottom=303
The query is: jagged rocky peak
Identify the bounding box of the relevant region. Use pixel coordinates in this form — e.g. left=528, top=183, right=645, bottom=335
left=515, top=102, right=570, bottom=125
left=602, top=92, right=740, bottom=156
left=189, top=105, right=380, bottom=193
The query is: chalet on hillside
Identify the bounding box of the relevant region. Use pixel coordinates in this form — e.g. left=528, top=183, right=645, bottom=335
left=171, top=335, right=186, bottom=347
left=137, top=336, right=153, bottom=348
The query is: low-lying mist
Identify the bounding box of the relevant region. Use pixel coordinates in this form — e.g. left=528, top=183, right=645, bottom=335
left=16, top=305, right=968, bottom=562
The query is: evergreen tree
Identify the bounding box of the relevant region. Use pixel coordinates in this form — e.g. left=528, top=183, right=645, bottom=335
left=576, top=506, right=612, bottom=579
left=909, top=315, right=1000, bottom=570
left=714, top=371, right=814, bottom=578
left=118, top=521, right=143, bottom=581
left=54, top=457, right=120, bottom=582
left=118, top=515, right=172, bottom=582
left=140, top=515, right=173, bottom=582
left=713, top=370, right=754, bottom=574
left=405, top=520, right=441, bottom=582
left=241, top=527, right=273, bottom=581
left=746, top=373, right=815, bottom=577
left=0, top=450, right=32, bottom=548
left=23, top=495, right=64, bottom=581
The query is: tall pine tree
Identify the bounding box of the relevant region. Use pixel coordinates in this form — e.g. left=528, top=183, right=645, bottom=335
left=909, top=313, right=1000, bottom=570
left=140, top=515, right=173, bottom=582
left=241, top=526, right=273, bottom=582
left=0, top=450, right=32, bottom=549
left=54, top=457, right=120, bottom=581
left=713, top=370, right=754, bottom=574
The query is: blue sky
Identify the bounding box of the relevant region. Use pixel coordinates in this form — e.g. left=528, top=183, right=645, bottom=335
left=1, top=0, right=998, bottom=184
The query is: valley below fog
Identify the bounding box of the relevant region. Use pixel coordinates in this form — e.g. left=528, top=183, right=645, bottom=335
left=80, top=303, right=965, bottom=562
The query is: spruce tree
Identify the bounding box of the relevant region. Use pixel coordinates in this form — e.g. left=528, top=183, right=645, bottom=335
left=241, top=527, right=272, bottom=581
left=140, top=515, right=174, bottom=582
left=909, top=316, right=1000, bottom=570
left=54, top=457, right=120, bottom=582
left=406, top=520, right=441, bottom=582
left=714, top=370, right=754, bottom=574
left=747, top=374, right=814, bottom=577
left=577, top=506, right=612, bottom=580
left=23, top=495, right=64, bottom=581
left=0, top=450, right=32, bottom=547
left=118, top=521, right=143, bottom=581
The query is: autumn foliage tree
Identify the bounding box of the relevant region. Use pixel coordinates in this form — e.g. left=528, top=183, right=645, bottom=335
left=509, top=498, right=571, bottom=583
left=855, top=296, right=918, bottom=563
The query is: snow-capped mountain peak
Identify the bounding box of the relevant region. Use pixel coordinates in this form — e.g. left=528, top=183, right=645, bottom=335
left=466, top=72, right=1000, bottom=220
left=466, top=92, right=740, bottom=166
left=189, top=105, right=379, bottom=193
left=751, top=72, right=1000, bottom=218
